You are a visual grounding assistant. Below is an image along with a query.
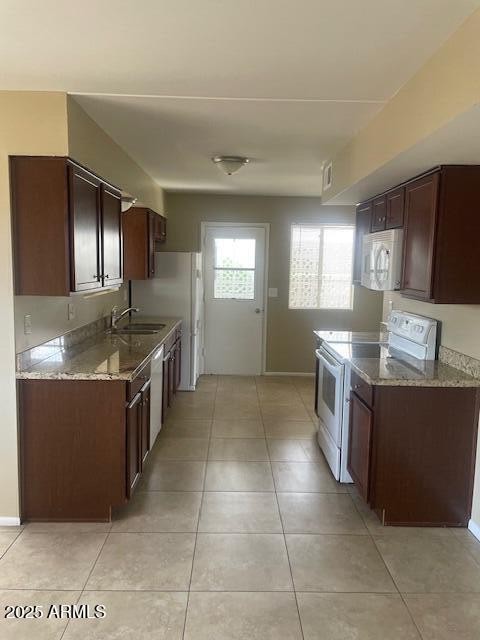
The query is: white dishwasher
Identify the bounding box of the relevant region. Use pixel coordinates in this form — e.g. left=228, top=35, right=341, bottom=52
left=149, top=345, right=164, bottom=446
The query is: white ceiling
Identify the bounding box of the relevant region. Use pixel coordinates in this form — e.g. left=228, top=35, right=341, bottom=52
left=2, top=0, right=479, bottom=195
left=74, top=95, right=382, bottom=196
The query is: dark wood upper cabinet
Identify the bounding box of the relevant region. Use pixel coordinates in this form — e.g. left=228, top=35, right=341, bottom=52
left=401, top=166, right=480, bottom=303
left=101, top=186, right=123, bottom=287
left=353, top=200, right=372, bottom=284
left=348, top=391, right=373, bottom=502
left=401, top=172, right=438, bottom=301
left=123, top=206, right=167, bottom=280
left=353, top=165, right=480, bottom=303
left=371, top=195, right=387, bottom=232
left=385, top=186, right=404, bottom=229
left=10, top=156, right=123, bottom=296
left=69, top=165, right=102, bottom=292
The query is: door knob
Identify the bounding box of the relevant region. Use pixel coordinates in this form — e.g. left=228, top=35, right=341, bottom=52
left=255, top=308, right=262, bottom=314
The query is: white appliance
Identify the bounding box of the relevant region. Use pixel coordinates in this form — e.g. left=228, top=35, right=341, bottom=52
left=361, top=229, right=403, bottom=291
left=132, top=252, right=204, bottom=391
left=149, top=345, right=164, bottom=445
left=315, top=311, right=438, bottom=482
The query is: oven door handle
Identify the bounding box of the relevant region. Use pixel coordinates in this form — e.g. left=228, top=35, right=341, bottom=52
left=315, top=349, right=343, bottom=376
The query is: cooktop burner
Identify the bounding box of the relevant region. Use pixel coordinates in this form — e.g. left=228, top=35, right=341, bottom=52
left=324, top=343, right=387, bottom=361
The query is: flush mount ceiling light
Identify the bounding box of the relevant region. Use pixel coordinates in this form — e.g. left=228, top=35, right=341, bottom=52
left=212, top=155, right=250, bottom=176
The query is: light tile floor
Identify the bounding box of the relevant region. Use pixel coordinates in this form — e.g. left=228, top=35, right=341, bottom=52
left=1, top=375, right=480, bottom=639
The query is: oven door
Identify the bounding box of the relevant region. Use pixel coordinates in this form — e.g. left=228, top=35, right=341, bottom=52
left=315, top=348, right=345, bottom=447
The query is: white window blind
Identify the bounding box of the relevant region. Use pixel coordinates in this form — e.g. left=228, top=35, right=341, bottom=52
left=288, top=224, right=354, bottom=309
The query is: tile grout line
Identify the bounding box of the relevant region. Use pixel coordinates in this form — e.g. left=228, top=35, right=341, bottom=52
left=255, top=375, right=306, bottom=640
left=58, top=529, right=111, bottom=640
left=0, top=529, right=24, bottom=561
left=181, top=375, right=217, bottom=640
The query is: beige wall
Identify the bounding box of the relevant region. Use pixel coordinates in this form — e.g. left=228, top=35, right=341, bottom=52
left=13, top=99, right=166, bottom=354
left=324, top=8, right=480, bottom=202
left=14, top=287, right=128, bottom=353
left=1, top=92, right=166, bottom=519
left=67, top=97, right=165, bottom=213
left=164, top=193, right=383, bottom=373
left=0, top=91, right=69, bottom=520
left=383, top=293, right=480, bottom=527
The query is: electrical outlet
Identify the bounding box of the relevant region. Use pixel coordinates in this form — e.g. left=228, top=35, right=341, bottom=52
left=268, top=288, right=278, bottom=298
left=24, top=314, right=32, bottom=335
left=68, top=302, right=75, bottom=321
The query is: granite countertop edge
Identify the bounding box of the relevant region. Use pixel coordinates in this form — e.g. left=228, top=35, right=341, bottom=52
left=16, top=316, right=182, bottom=382
left=350, top=360, right=480, bottom=388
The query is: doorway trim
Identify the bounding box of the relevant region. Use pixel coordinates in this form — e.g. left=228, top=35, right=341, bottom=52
left=201, top=221, right=270, bottom=375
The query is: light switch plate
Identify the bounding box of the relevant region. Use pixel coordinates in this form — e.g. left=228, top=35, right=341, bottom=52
left=268, top=288, right=278, bottom=298
left=24, top=314, right=32, bottom=335
left=68, top=302, right=75, bottom=321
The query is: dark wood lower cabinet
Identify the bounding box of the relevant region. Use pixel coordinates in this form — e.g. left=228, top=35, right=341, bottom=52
left=161, top=331, right=182, bottom=424
left=349, top=379, right=479, bottom=527
left=140, top=383, right=151, bottom=464
left=347, top=392, right=373, bottom=502
left=174, top=340, right=182, bottom=390
left=126, top=392, right=142, bottom=499
left=20, top=380, right=126, bottom=522
left=19, top=327, right=183, bottom=522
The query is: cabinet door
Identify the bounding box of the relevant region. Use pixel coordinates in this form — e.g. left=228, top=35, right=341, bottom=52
left=162, top=353, right=170, bottom=423
left=353, top=201, right=372, bottom=283
left=402, top=173, right=439, bottom=300
left=175, top=339, right=182, bottom=390
left=371, top=195, right=387, bottom=232
left=140, top=385, right=150, bottom=464
left=147, top=212, right=156, bottom=278
left=386, top=187, right=404, bottom=229
left=153, top=213, right=167, bottom=243
left=168, top=350, right=175, bottom=400
left=348, top=392, right=373, bottom=502
left=101, top=186, right=123, bottom=287
left=69, top=166, right=102, bottom=292
left=126, top=393, right=142, bottom=498
left=158, top=215, right=167, bottom=243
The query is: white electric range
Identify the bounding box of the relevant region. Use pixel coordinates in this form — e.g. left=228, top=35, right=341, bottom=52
left=314, top=312, right=438, bottom=482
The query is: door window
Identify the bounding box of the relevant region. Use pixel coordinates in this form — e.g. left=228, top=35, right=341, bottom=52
left=213, top=238, right=256, bottom=299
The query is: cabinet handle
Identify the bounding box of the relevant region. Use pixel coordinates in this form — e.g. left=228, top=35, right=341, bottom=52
left=93, top=274, right=98, bottom=279
left=105, top=274, right=110, bottom=279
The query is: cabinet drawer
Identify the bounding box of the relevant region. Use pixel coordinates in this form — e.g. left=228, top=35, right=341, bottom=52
left=128, top=361, right=151, bottom=401
left=350, top=370, right=373, bottom=406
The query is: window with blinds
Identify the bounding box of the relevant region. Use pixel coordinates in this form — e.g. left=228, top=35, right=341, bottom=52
left=288, top=224, right=354, bottom=309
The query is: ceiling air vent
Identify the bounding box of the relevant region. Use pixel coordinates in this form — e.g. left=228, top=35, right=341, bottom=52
left=323, top=162, right=333, bottom=191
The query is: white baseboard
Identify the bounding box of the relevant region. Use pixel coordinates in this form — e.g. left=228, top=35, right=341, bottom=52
left=468, top=518, right=480, bottom=542
left=0, top=517, right=21, bottom=527
left=263, top=371, right=314, bottom=377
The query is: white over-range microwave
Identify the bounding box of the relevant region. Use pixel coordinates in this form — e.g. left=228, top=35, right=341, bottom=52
left=361, top=229, right=403, bottom=291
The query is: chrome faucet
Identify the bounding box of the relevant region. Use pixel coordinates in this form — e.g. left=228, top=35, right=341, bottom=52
left=111, top=306, right=139, bottom=329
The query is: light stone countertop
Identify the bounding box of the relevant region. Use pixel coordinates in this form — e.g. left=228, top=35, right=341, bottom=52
left=313, top=330, right=388, bottom=344
left=16, top=316, right=182, bottom=382
left=350, top=354, right=480, bottom=388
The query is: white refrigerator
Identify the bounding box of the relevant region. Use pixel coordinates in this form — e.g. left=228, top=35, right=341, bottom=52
left=132, top=252, right=204, bottom=391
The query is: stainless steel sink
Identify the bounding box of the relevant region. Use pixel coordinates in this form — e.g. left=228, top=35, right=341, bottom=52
left=108, top=323, right=166, bottom=336
left=127, top=323, right=166, bottom=331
